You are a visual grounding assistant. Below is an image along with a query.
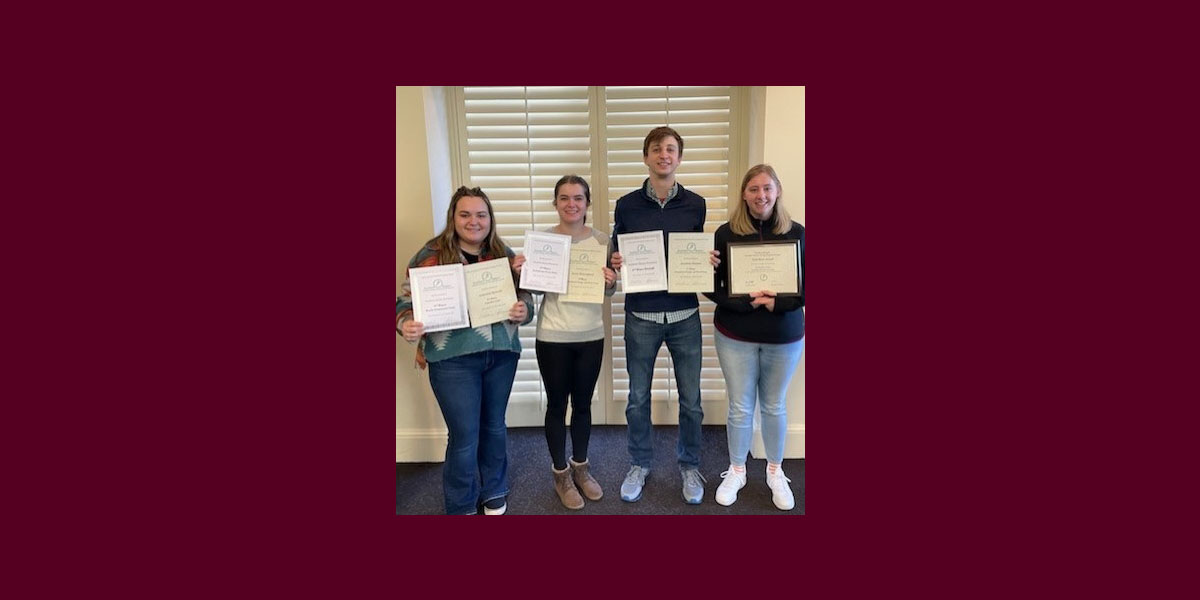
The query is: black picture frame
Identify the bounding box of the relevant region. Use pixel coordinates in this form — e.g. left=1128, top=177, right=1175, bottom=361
left=726, top=239, right=802, bottom=297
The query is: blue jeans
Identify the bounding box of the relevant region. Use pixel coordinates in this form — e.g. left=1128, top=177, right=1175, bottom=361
left=427, top=350, right=519, bottom=515
left=624, top=311, right=703, bottom=469
left=714, top=330, right=804, bottom=466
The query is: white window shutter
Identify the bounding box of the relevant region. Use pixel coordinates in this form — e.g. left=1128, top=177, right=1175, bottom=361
left=450, top=86, right=744, bottom=419
left=457, top=86, right=594, bottom=414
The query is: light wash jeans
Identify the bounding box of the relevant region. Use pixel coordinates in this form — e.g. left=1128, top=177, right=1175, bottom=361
left=714, top=330, right=804, bottom=466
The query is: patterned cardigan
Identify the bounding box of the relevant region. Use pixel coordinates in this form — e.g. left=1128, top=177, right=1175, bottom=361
left=396, top=242, right=534, bottom=369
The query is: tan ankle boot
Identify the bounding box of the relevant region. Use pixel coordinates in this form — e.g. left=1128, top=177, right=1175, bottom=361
left=553, top=465, right=584, bottom=510
left=569, top=458, right=603, bottom=501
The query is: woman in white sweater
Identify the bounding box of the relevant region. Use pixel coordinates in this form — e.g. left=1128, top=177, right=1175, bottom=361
left=514, top=175, right=617, bottom=510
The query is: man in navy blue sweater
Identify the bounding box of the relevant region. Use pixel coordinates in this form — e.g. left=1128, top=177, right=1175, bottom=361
left=610, top=126, right=718, bottom=505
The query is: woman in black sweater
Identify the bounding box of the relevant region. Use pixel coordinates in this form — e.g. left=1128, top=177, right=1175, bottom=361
left=704, top=164, right=805, bottom=510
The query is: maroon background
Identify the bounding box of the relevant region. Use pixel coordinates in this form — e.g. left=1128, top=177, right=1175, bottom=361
left=11, top=1, right=1153, bottom=596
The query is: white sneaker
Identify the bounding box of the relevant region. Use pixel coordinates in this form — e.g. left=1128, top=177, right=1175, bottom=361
left=714, top=465, right=747, bottom=506
left=766, top=466, right=794, bottom=511
left=482, top=497, right=507, bottom=515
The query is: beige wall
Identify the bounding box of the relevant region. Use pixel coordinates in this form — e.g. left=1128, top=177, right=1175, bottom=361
left=756, top=86, right=805, bottom=458
left=395, top=87, right=448, bottom=461
left=764, top=87, right=805, bottom=223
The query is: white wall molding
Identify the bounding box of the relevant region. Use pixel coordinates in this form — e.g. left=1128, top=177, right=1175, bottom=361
left=396, top=428, right=448, bottom=463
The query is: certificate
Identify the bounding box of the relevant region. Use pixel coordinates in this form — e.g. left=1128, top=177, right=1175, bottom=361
left=727, top=240, right=801, bottom=296
left=617, top=230, right=668, bottom=293
left=561, top=240, right=606, bottom=304
left=519, top=230, right=572, bottom=294
left=667, top=232, right=714, bottom=293
left=463, top=258, right=518, bottom=327
left=409, top=263, right=469, bottom=333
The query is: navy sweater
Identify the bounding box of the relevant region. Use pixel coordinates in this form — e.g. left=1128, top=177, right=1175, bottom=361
left=704, top=218, right=805, bottom=343
left=611, top=180, right=707, bottom=312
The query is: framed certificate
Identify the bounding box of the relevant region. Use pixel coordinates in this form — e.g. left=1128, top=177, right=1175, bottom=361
left=617, top=230, right=668, bottom=293
left=463, top=258, right=518, bottom=327
left=409, top=263, right=470, bottom=332
left=667, top=232, right=714, bottom=293
left=727, top=240, right=801, bottom=296
left=519, top=230, right=572, bottom=294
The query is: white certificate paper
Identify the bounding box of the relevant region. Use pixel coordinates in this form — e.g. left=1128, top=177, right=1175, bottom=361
left=519, top=230, right=572, bottom=294
left=463, top=258, right=518, bottom=327
left=561, top=240, right=606, bottom=304
left=667, top=232, right=714, bottom=293
left=409, top=263, right=469, bottom=333
left=617, top=230, right=668, bottom=293
left=728, top=241, right=801, bottom=296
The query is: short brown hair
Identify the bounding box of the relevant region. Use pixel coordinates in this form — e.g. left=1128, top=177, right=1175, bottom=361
left=642, top=126, right=684, bottom=158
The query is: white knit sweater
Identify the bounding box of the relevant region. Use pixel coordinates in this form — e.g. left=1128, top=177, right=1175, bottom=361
left=533, top=227, right=616, bottom=343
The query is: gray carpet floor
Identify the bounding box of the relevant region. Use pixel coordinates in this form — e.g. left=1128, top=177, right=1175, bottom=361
left=396, top=425, right=804, bottom=515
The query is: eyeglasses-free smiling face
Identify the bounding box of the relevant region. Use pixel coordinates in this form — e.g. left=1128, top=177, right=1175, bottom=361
left=643, top=138, right=680, bottom=178
left=743, top=172, right=778, bottom=221
left=454, top=195, right=491, bottom=248
left=555, top=183, right=588, bottom=225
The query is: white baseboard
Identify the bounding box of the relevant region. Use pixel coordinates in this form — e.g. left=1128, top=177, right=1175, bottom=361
left=396, top=428, right=447, bottom=463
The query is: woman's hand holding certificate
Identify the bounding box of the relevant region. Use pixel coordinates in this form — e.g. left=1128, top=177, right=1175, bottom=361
left=399, top=319, right=424, bottom=342
left=507, top=299, right=527, bottom=323
left=748, top=290, right=777, bottom=312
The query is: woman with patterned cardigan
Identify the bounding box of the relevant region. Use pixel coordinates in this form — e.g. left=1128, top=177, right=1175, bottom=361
left=397, top=186, right=535, bottom=515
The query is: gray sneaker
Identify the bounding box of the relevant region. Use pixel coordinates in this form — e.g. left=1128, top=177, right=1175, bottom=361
left=681, top=468, right=706, bottom=504
left=620, top=465, right=650, bottom=502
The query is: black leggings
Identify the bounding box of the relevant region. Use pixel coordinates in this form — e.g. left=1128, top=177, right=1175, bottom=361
left=535, top=339, right=604, bottom=470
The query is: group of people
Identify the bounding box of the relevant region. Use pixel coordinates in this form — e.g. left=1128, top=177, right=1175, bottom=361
left=397, top=127, right=806, bottom=515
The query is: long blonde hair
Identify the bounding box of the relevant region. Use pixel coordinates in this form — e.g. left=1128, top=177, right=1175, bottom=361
left=729, top=164, right=792, bottom=235
left=427, top=186, right=510, bottom=265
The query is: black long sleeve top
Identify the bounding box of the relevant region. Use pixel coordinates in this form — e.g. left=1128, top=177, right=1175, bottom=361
left=704, top=218, right=805, bottom=343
